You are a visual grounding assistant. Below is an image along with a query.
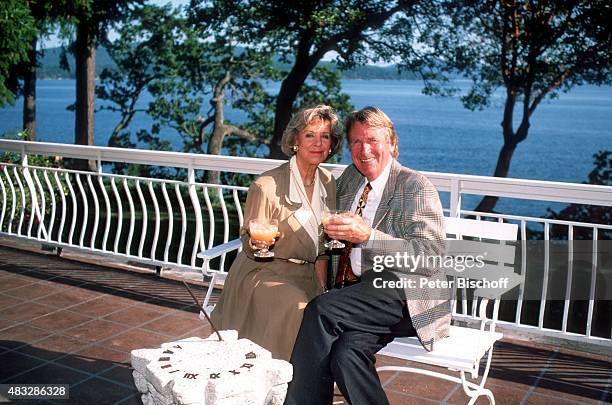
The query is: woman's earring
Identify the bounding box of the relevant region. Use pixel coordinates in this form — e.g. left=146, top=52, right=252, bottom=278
left=328, top=149, right=332, bottom=153
left=293, top=145, right=299, bottom=152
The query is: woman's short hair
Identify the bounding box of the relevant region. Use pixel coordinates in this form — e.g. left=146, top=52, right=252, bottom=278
left=345, top=106, right=399, bottom=158
left=280, top=105, right=343, bottom=158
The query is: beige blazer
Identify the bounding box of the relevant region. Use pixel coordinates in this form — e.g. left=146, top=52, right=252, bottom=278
left=334, top=160, right=451, bottom=351
left=240, top=161, right=336, bottom=261
left=211, top=162, right=336, bottom=359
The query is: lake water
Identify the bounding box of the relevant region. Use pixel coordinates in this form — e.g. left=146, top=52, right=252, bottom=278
left=1, top=79, right=610, bottom=218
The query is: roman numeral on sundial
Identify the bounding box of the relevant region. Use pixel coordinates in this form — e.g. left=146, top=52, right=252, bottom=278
left=163, top=349, right=174, bottom=354
left=229, top=370, right=240, bottom=375
left=161, top=364, right=172, bottom=369
left=158, top=357, right=170, bottom=361
left=245, top=352, right=256, bottom=359
left=183, top=373, right=198, bottom=379
left=210, top=373, right=221, bottom=379
left=241, top=363, right=254, bottom=369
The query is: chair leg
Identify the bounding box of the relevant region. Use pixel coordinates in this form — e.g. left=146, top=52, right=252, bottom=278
left=377, top=366, right=496, bottom=405
left=202, top=273, right=217, bottom=309
left=461, top=371, right=495, bottom=405
left=466, top=387, right=494, bottom=405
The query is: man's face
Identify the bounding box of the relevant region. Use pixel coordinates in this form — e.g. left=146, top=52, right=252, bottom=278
left=348, top=121, right=395, bottom=181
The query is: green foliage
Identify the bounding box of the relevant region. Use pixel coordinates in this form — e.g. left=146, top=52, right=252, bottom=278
left=417, top=1, right=612, bottom=111
left=97, top=5, right=264, bottom=148
left=96, top=3, right=351, bottom=179
left=0, top=132, right=59, bottom=167
left=2, top=0, right=66, bottom=104
left=55, top=0, right=142, bottom=39
left=94, top=4, right=272, bottom=184
left=0, top=0, right=37, bottom=105
left=198, top=0, right=419, bottom=157
left=414, top=1, right=612, bottom=213
left=206, top=0, right=418, bottom=67
left=543, top=151, right=612, bottom=240
left=96, top=4, right=185, bottom=148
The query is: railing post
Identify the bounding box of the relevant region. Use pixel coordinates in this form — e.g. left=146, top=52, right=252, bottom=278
left=539, top=222, right=551, bottom=329
left=188, top=165, right=205, bottom=268
left=97, top=153, right=103, bottom=175
left=21, top=152, right=47, bottom=240
left=586, top=228, right=598, bottom=337
left=450, top=177, right=462, bottom=217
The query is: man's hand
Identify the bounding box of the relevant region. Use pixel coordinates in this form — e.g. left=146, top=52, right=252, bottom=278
left=323, top=213, right=371, bottom=244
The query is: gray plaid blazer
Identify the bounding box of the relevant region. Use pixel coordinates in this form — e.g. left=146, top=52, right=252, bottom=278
left=334, top=160, right=451, bottom=351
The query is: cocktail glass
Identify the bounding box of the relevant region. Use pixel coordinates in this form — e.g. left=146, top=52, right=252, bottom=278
left=249, top=219, right=278, bottom=258
left=322, top=209, right=346, bottom=250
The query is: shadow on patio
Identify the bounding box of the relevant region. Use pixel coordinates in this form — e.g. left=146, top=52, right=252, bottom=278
left=0, top=243, right=610, bottom=404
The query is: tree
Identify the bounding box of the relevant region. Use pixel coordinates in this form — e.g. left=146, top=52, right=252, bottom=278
left=63, top=0, right=142, bottom=167
left=12, top=1, right=67, bottom=140
left=96, top=5, right=182, bottom=150
left=0, top=0, right=36, bottom=107
left=97, top=4, right=276, bottom=182
left=418, top=0, right=612, bottom=213
left=197, top=0, right=420, bottom=159
left=98, top=4, right=352, bottom=183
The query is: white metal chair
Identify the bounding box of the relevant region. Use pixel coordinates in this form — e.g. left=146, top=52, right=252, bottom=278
left=376, top=217, right=520, bottom=405
left=196, top=238, right=242, bottom=316
left=197, top=217, right=520, bottom=404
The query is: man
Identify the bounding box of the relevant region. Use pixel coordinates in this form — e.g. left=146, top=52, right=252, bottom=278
left=284, top=106, right=451, bottom=405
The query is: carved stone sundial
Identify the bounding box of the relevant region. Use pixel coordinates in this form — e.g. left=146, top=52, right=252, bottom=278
left=131, top=330, right=292, bottom=405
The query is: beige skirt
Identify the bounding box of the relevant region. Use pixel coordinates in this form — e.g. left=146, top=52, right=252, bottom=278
left=210, top=252, right=322, bottom=361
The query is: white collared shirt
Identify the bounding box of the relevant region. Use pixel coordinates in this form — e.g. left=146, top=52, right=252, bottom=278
left=349, top=160, right=393, bottom=275
left=288, top=156, right=326, bottom=255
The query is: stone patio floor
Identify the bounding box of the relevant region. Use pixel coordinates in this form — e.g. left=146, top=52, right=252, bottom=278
left=0, top=242, right=610, bottom=404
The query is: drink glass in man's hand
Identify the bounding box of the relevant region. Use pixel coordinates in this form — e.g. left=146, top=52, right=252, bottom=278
left=322, top=209, right=346, bottom=250
left=249, top=219, right=279, bottom=258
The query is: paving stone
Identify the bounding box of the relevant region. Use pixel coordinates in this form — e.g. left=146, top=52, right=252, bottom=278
left=0, top=242, right=607, bottom=405
left=69, top=377, right=137, bottom=404
left=29, top=310, right=93, bottom=333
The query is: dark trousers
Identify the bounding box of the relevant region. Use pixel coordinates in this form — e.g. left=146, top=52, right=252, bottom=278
left=284, top=271, right=416, bottom=405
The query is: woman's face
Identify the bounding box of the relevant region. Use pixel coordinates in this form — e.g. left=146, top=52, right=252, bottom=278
left=294, top=119, right=332, bottom=167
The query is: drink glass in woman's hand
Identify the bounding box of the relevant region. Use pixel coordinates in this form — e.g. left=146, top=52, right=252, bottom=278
left=322, top=209, right=346, bottom=250
left=249, top=219, right=279, bottom=258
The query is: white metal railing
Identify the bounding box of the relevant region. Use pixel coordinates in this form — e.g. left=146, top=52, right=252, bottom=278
left=1, top=139, right=611, bottom=346
left=0, top=142, right=249, bottom=274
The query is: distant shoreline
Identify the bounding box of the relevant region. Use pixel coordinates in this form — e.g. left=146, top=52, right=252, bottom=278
left=37, top=46, right=420, bottom=81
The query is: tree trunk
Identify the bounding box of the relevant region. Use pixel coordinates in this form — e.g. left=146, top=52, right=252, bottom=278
left=268, top=58, right=316, bottom=159
left=205, top=126, right=225, bottom=184
left=22, top=37, right=37, bottom=141
left=74, top=23, right=96, bottom=171
left=474, top=140, right=518, bottom=213
left=205, top=71, right=232, bottom=184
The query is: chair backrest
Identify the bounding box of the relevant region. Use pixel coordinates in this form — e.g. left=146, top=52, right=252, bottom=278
left=444, top=217, right=518, bottom=240
left=443, top=217, right=520, bottom=319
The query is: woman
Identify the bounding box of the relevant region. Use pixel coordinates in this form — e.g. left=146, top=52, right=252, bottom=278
left=210, top=105, right=342, bottom=360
